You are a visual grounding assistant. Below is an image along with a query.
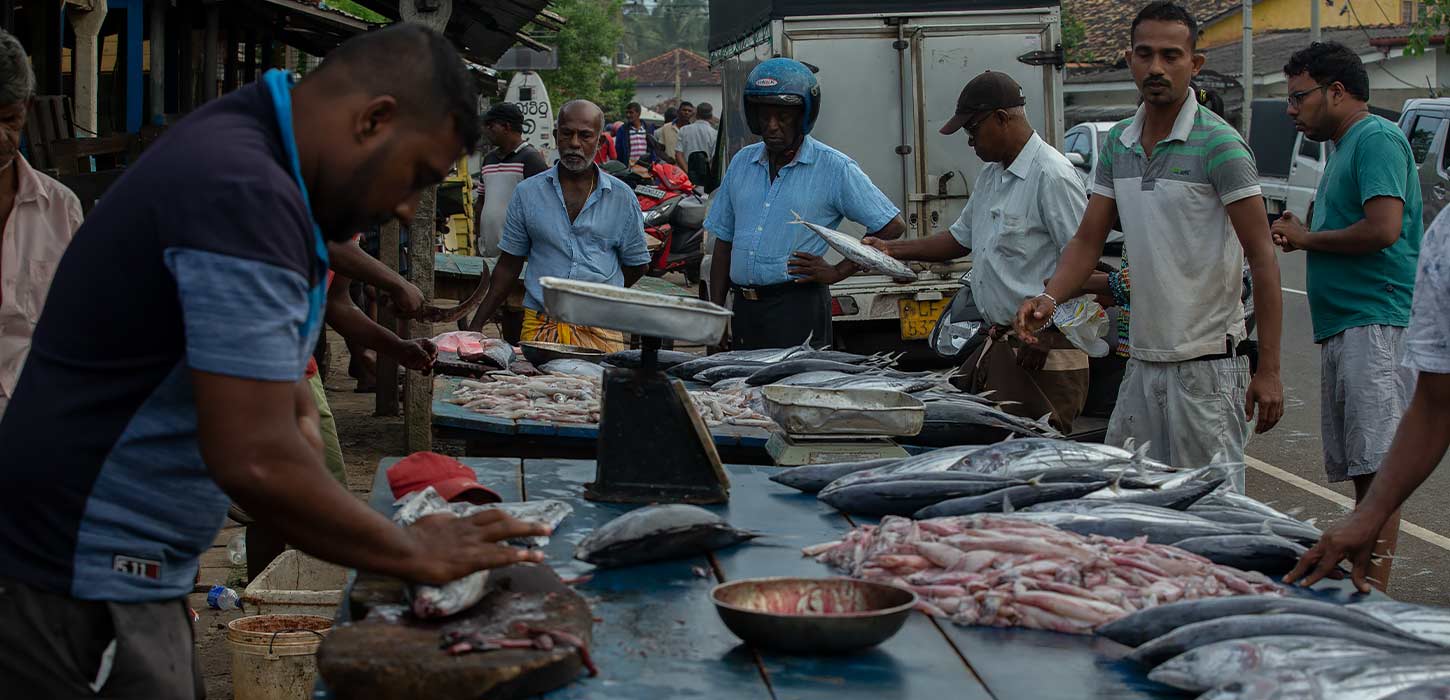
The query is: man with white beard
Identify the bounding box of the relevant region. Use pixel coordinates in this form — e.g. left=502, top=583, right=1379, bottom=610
left=464, top=100, right=650, bottom=351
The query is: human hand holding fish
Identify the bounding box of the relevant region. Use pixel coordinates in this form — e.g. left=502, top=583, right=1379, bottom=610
left=404, top=510, right=550, bottom=585
left=1282, top=510, right=1384, bottom=593
left=788, top=251, right=847, bottom=284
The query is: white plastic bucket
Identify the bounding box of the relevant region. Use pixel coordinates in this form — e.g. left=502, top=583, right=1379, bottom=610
left=226, top=614, right=332, bottom=700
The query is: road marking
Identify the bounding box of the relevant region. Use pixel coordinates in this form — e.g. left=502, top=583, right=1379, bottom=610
left=1245, top=455, right=1450, bottom=552
left=1282, top=287, right=1308, bottom=296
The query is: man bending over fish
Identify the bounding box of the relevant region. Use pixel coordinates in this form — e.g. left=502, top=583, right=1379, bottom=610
left=865, top=71, right=1089, bottom=432
left=705, top=57, right=906, bottom=350
left=466, top=99, right=650, bottom=352
left=0, top=26, right=546, bottom=697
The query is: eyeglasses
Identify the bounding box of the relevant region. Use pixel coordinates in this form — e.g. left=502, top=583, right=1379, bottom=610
left=965, top=111, right=995, bottom=136
left=1287, top=84, right=1330, bottom=108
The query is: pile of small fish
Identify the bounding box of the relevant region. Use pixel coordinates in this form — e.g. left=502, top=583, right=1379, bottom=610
left=574, top=504, right=757, bottom=568
left=804, top=514, right=1280, bottom=635
left=774, top=440, right=1321, bottom=576
left=443, top=373, right=775, bottom=429
left=1104, top=595, right=1450, bottom=698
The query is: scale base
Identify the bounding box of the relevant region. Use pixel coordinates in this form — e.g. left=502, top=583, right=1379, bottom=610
left=765, top=431, right=909, bottom=466
left=586, top=368, right=730, bottom=504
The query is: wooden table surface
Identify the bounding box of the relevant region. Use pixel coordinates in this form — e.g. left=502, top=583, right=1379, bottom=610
left=351, top=458, right=1379, bottom=700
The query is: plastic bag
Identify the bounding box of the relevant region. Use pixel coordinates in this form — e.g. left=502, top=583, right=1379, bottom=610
left=1052, top=295, right=1110, bottom=357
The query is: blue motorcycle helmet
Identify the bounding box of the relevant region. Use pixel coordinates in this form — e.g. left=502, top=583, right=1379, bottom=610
left=743, top=58, right=821, bottom=136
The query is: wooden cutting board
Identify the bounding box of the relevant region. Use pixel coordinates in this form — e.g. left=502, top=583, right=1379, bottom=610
left=318, top=565, right=593, bottom=700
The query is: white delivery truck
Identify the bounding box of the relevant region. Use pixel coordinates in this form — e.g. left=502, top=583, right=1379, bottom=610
left=706, top=0, right=1067, bottom=361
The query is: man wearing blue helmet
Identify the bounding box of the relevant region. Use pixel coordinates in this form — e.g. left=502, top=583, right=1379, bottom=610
left=705, top=58, right=906, bottom=349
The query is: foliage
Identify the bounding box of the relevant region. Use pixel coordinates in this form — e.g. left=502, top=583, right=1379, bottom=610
left=1408, top=0, right=1450, bottom=55
left=621, top=0, right=709, bottom=64
left=323, top=0, right=388, bottom=24
left=530, top=0, right=636, bottom=116
left=1062, top=8, right=1094, bottom=63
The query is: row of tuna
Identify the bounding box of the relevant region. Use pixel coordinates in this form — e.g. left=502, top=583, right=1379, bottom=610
left=803, top=514, right=1281, bottom=634
left=773, top=438, right=1321, bottom=576
left=1104, top=595, right=1450, bottom=699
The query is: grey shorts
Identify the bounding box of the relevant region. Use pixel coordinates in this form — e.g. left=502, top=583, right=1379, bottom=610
left=1321, top=324, right=1415, bottom=483
left=0, top=577, right=203, bottom=699
left=1105, top=356, right=1250, bottom=492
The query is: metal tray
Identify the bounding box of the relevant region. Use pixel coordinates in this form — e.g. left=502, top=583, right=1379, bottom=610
left=519, top=341, right=606, bottom=366
left=539, top=276, right=732, bottom=346
left=761, top=386, right=925, bottom=437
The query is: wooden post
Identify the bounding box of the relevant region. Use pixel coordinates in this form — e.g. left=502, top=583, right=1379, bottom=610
left=223, top=25, right=238, bottom=93
left=69, top=0, right=110, bottom=136
left=376, top=220, right=401, bottom=417
left=148, top=0, right=165, bottom=121
left=202, top=3, right=218, bottom=101
left=243, top=30, right=257, bottom=84
left=30, top=0, right=63, bottom=94
left=403, top=187, right=437, bottom=453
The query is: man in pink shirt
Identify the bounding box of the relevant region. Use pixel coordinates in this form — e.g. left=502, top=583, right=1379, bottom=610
left=0, top=30, right=84, bottom=418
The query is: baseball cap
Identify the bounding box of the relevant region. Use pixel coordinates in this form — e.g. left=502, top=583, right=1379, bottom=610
left=483, top=102, right=525, bottom=131
left=940, top=71, right=1026, bottom=135
left=388, top=452, right=502, bottom=505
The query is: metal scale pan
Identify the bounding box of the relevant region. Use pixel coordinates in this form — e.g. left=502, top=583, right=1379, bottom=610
left=539, top=277, right=734, bottom=504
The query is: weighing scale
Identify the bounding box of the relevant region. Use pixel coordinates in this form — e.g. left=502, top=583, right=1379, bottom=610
left=539, top=277, right=734, bottom=504
left=764, top=431, right=910, bottom=466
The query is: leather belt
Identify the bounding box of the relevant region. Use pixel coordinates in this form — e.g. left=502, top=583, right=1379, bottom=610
left=1187, top=337, right=1239, bottom=363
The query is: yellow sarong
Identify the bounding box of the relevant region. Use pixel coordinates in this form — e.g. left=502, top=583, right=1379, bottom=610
left=522, top=308, right=626, bottom=352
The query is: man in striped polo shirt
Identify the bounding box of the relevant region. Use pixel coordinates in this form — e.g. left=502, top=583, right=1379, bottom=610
left=475, top=103, right=548, bottom=257
left=1016, top=1, right=1284, bottom=485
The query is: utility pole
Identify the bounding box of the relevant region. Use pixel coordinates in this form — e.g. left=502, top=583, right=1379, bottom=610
left=674, top=48, right=682, bottom=102
left=1310, top=0, right=1320, bottom=43
left=1242, top=2, right=1253, bottom=140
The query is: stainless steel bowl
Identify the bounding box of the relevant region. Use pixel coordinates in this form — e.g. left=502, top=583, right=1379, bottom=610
left=519, top=341, right=607, bottom=366
left=711, top=577, right=916, bottom=654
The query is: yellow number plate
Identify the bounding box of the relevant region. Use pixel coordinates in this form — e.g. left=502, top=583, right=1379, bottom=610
left=898, top=298, right=947, bottom=340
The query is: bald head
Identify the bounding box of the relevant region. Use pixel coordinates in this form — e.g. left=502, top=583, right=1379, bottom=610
left=559, top=100, right=605, bottom=132
left=557, top=100, right=605, bottom=173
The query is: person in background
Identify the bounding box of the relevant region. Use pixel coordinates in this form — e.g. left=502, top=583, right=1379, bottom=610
left=705, top=58, right=906, bottom=350
left=866, top=71, right=1089, bottom=431
left=595, top=120, right=618, bottom=165
left=1014, top=1, right=1284, bottom=488
left=0, top=26, right=547, bottom=697
left=1271, top=41, right=1422, bottom=589
left=659, top=101, right=693, bottom=166
left=467, top=100, right=649, bottom=351
left=676, top=102, right=719, bottom=191
left=474, top=103, right=548, bottom=257
left=615, top=102, right=655, bottom=165
left=0, top=29, right=84, bottom=420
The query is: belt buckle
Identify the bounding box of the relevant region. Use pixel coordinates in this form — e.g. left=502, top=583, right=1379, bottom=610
left=740, top=288, right=760, bottom=301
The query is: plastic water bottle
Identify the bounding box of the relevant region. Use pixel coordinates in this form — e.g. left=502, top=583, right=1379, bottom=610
left=207, top=585, right=243, bottom=610
left=227, top=533, right=246, bottom=566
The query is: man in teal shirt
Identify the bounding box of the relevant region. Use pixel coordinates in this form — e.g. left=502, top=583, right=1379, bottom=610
left=1272, top=41, right=1421, bottom=589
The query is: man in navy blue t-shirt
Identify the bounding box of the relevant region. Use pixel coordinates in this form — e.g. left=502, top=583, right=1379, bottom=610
left=0, top=25, right=546, bottom=697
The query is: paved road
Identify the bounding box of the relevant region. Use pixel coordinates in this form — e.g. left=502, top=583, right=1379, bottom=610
left=1244, top=248, right=1450, bottom=604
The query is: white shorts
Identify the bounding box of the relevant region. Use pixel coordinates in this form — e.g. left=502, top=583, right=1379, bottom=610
left=1106, top=356, right=1250, bottom=492
left=1321, top=325, right=1415, bottom=483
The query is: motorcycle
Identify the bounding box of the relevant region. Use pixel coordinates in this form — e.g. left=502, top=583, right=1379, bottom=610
left=609, top=161, right=709, bottom=283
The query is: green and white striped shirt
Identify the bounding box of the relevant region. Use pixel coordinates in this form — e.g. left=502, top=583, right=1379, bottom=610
left=1093, top=92, right=1259, bottom=362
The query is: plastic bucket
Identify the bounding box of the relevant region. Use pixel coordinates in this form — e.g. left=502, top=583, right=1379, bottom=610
left=226, top=614, right=332, bottom=700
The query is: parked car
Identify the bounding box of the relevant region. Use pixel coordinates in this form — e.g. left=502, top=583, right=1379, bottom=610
left=1063, top=121, right=1124, bottom=251
left=1398, top=98, right=1450, bottom=230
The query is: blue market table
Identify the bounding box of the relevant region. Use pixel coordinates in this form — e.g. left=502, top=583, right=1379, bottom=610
left=337, top=458, right=1379, bottom=700
left=431, top=376, right=775, bottom=464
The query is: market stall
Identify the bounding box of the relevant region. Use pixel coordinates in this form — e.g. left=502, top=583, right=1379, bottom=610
left=316, top=457, right=1380, bottom=700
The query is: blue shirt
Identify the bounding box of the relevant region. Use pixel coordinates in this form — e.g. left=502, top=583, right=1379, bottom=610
left=501, top=166, right=651, bottom=312
left=0, top=81, right=322, bottom=602
left=704, top=136, right=899, bottom=286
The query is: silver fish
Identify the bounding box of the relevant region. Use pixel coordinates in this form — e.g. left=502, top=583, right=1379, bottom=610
left=1202, top=654, right=1450, bottom=700
left=574, top=504, right=757, bottom=568
left=1127, top=613, right=1442, bottom=667
left=540, top=359, right=607, bottom=380
left=1149, top=636, right=1390, bottom=693
left=773, top=370, right=859, bottom=387
left=1352, top=602, right=1450, bottom=646
left=791, top=212, right=917, bottom=282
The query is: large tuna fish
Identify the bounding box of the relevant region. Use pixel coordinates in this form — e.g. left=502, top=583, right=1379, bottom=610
left=768, top=458, right=902, bottom=494
left=1149, top=635, right=1389, bottom=693
left=1127, top=613, right=1441, bottom=667
left=913, top=481, right=1108, bottom=518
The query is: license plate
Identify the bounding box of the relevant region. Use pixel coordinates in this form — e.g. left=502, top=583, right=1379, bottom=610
left=898, top=298, right=947, bottom=340
left=634, top=185, right=667, bottom=199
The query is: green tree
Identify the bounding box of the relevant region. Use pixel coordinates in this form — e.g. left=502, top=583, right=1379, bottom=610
left=322, top=0, right=387, bottom=24
left=531, top=0, right=635, bottom=116
left=1409, top=0, right=1450, bottom=55
left=621, top=0, right=709, bottom=63
left=1062, top=8, right=1093, bottom=63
